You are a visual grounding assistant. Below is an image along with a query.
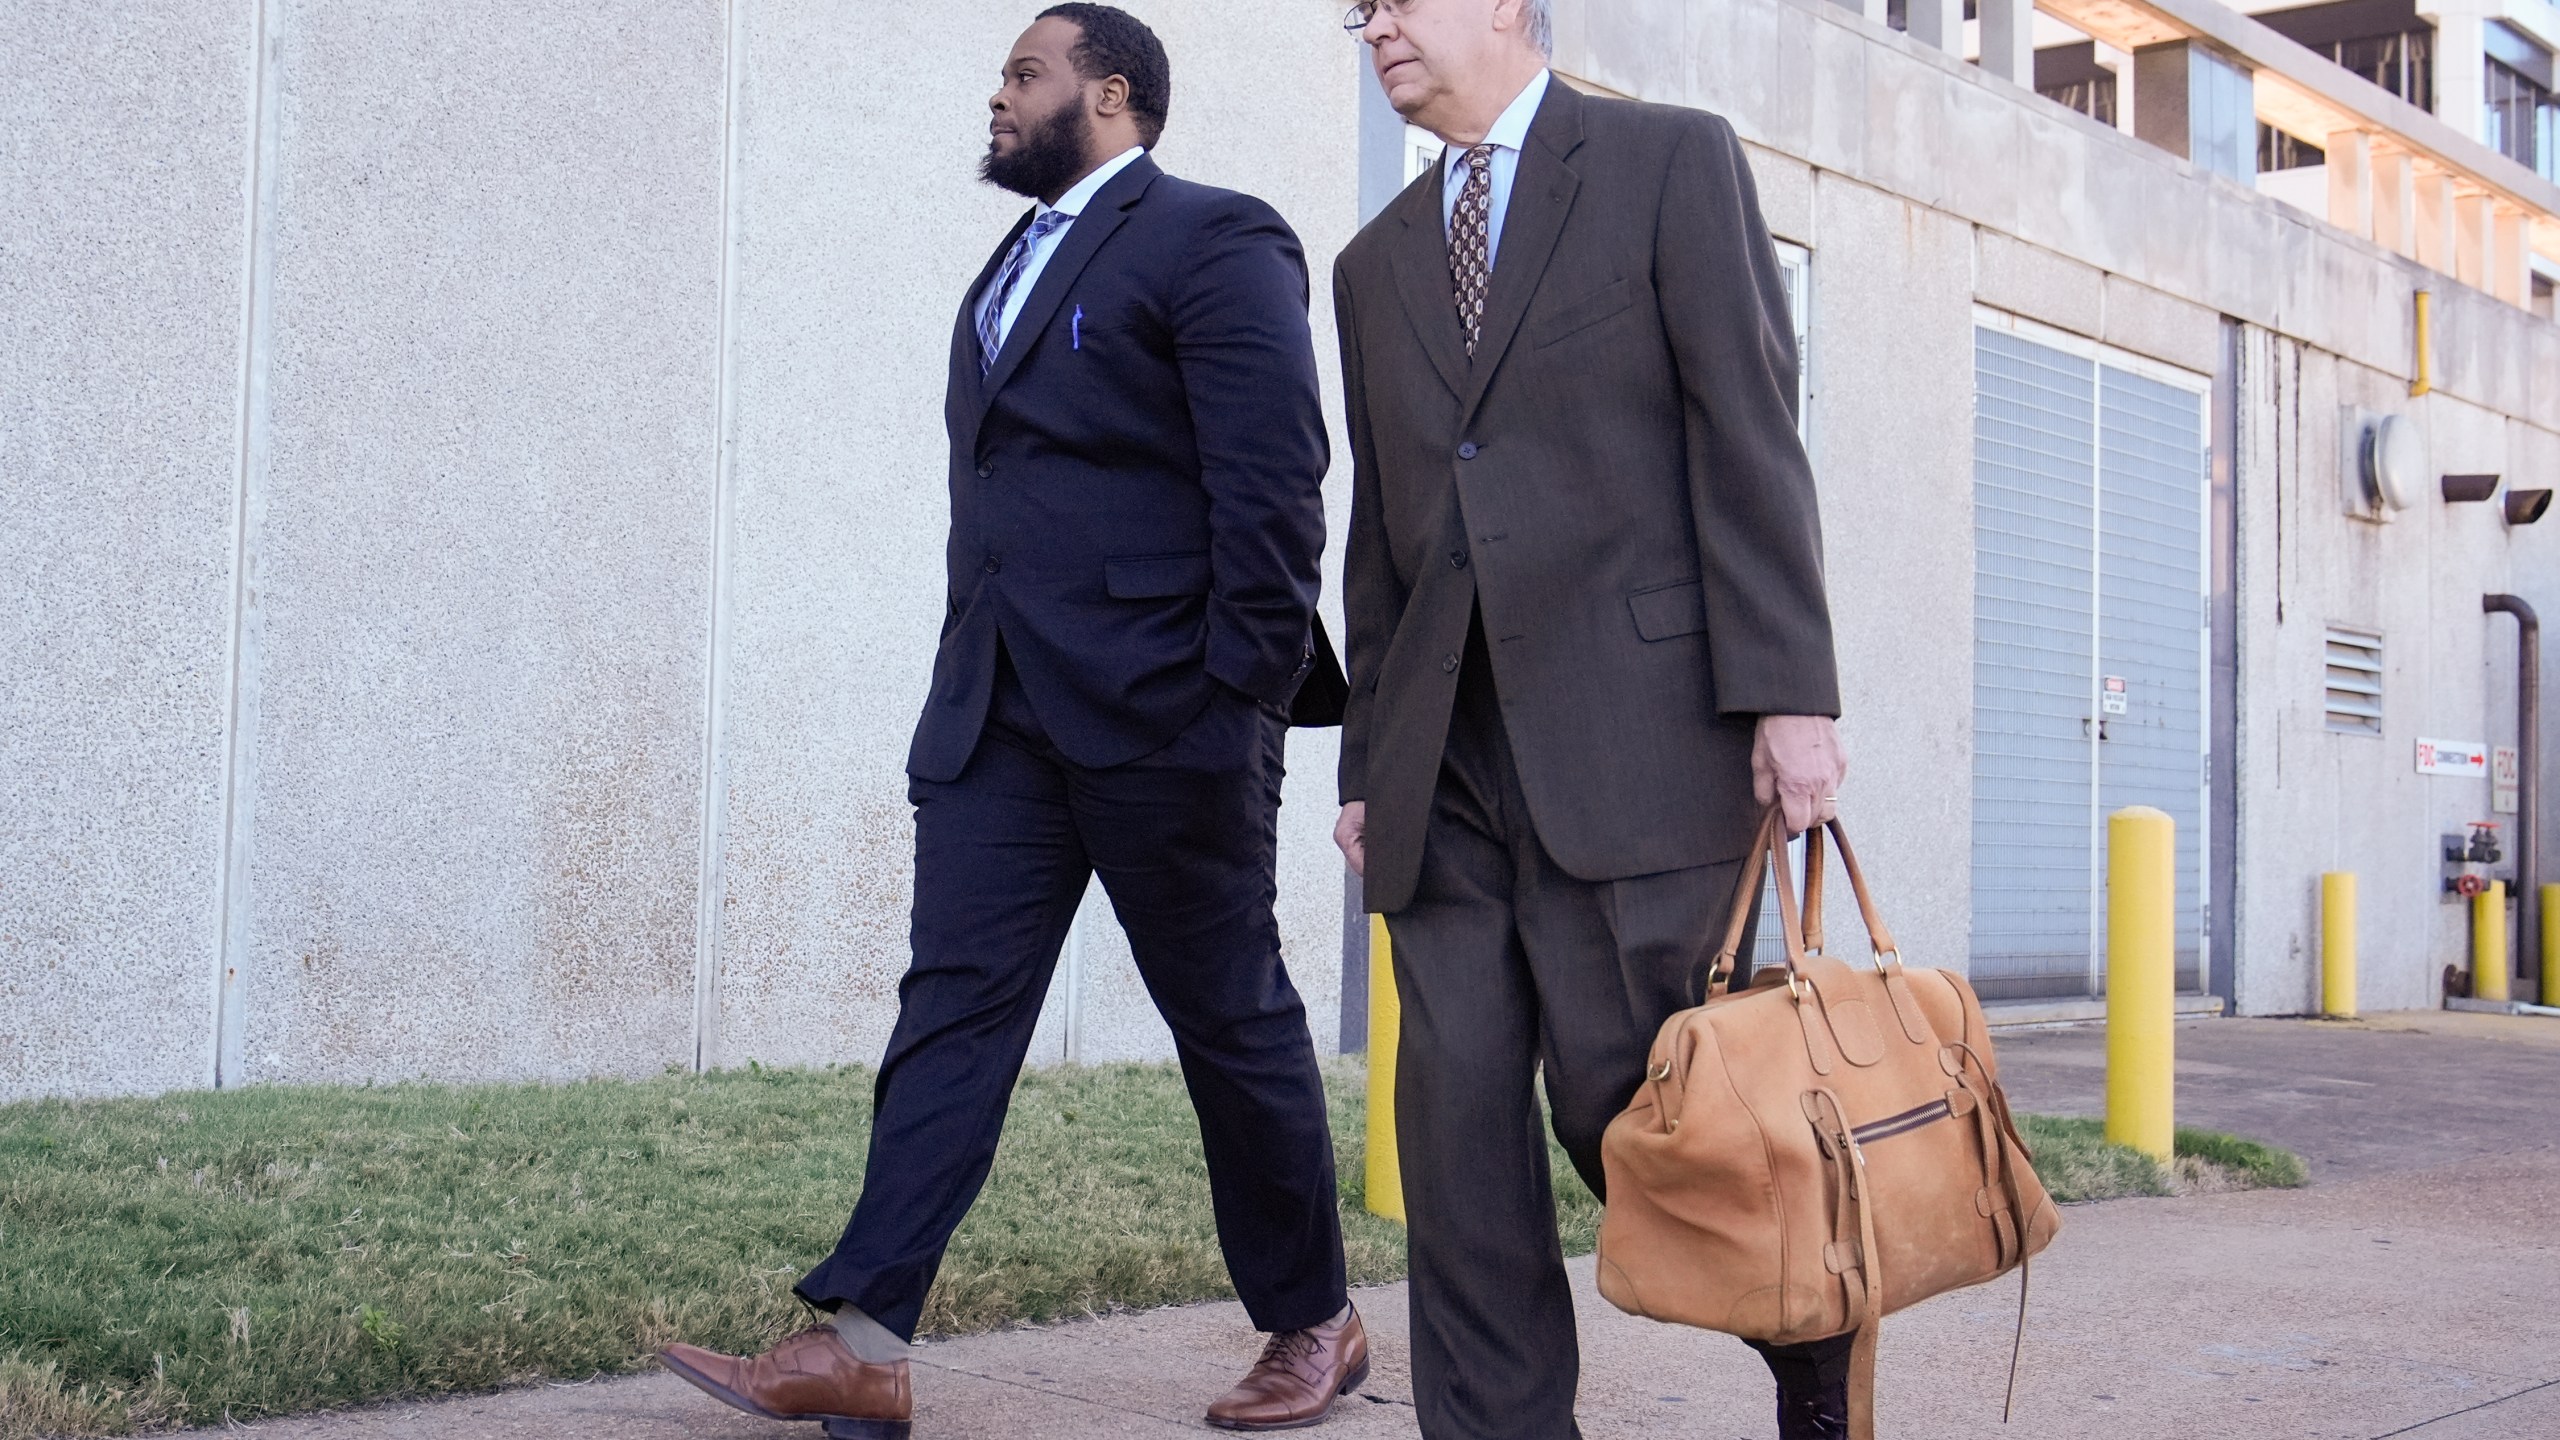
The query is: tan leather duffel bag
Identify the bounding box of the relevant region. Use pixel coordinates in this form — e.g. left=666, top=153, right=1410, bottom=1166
left=1595, top=813, right=2060, bottom=1439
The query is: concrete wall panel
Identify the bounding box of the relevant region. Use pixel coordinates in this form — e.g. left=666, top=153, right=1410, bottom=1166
left=1745, top=144, right=1816, bottom=250
left=2228, top=340, right=2551, bottom=1014
left=0, top=2, right=253, bottom=1099
left=232, top=0, right=724, bottom=1084
left=1806, top=175, right=1978, bottom=973
left=1975, top=228, right=2103, bottom=339
left=1801, top=7, right=1872, bottom=181
left=1688, top=0, right=1818, bottom=160
left=2100, top=276, right=2220, bottom=375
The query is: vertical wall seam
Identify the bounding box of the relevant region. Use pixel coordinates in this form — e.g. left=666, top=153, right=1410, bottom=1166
left=2086, top=357, right=2105, bottom=1000
left=212, top=0, right=282, bottom=1089
left=692, top=0, right=747, bottom=1073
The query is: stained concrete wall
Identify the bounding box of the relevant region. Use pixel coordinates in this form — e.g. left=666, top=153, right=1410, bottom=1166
left=1, top=3, right=253, bottom=1098
left=1556, top=0, right=2560, bottom=1012
left=2228, top=342, right=2560, bottom=1015
left=223, top=0, right=726, bottom=1086
left=3, top=0, right=1363, bottom=1100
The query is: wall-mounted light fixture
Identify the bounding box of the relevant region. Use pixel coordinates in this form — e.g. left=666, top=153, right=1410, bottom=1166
left=2507, top=488, right=2552, bottom=525
left=2344, top=409, right=2426, bottom=515
left=2441, top=473, right=2501, bottom=503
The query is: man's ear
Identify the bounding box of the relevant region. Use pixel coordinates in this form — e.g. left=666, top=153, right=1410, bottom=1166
left=1094, top=74, right=1130, bottom=118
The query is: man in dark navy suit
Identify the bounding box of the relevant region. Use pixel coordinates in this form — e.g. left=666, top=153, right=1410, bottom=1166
left=660, top=8, right=1364, bottom=1437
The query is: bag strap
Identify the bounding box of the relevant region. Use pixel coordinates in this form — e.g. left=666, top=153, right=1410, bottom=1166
left=1946, top=1042, right=2041, bottom=1425
left=1708, top=809, right=1799, bottom=996
left=1807, top=1088, right=1884, bottom=1440
left=1802, top=825, right=1826, bottom=955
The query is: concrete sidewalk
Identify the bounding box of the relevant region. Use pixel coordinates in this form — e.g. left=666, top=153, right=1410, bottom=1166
left=220, top=1012, right=2560, bottom=1440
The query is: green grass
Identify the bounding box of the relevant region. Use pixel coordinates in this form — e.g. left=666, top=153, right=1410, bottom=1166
left=0, top=1062, right=2291, bottom=1437
left=2018, top=1115, right=2310, bottom=1201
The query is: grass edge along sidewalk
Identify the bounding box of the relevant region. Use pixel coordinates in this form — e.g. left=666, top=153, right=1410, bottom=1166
left=0, top=1060, right=2301, bottom=1439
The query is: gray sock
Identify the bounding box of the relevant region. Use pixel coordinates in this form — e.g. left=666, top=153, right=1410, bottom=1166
left=828, top=1305, right=913, bottom=1365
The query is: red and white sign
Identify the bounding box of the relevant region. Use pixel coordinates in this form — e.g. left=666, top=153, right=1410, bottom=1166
left=2415, top=738, right=2489, bottom=776
left=2493, top=745, right=2521, bottom=814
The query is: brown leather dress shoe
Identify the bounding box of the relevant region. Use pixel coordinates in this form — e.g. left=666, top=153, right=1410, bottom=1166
left=1204, top=1304, right=1369, bottom=1431
left=659, top=1324, right=912, bottom=1440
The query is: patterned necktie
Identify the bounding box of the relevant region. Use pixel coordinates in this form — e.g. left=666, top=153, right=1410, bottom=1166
left=1449, top=144, right=1495, bottom=357
left=979, top=209, right=1074, bottom=375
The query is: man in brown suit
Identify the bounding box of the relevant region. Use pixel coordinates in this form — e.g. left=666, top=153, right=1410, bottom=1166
left=1332, top=2, right=1851, bottom=1436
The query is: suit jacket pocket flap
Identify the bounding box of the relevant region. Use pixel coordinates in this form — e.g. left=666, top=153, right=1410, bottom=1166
left=1628, top=579, right=1708, bottom=640
left=1106, top=551, right=1212, bottom=598
left=1531, top=278, right=1632, bottom=348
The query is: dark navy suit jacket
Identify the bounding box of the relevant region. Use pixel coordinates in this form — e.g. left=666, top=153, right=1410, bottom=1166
left=909, top=154, right=1340, bottom=782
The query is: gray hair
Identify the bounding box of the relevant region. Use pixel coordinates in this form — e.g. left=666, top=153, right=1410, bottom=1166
left=1522, top=0, right=1553, bottom=56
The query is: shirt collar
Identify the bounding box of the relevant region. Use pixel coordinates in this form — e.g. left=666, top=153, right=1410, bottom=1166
left=1441, top=69, right=1552, bottom=184
left=1039, top=145, right=1149, bottom=221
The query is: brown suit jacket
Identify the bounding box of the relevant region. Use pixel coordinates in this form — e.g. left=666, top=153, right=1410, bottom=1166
left=1335, top=80, right=1839, bottom=914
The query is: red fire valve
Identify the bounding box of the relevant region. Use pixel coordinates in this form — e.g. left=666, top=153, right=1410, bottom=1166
left=2452, top=873, right=2489, bottom=898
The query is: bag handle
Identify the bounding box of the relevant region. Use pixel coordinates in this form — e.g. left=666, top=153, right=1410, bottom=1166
left=1708, top=810, right=1902, bottom=996
left=1799, top=816, right=1900, bottom=962
left=1708, top=809, right=1804, bottom=996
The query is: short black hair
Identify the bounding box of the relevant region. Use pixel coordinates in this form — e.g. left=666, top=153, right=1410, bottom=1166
left=1037, top=4, right=1171, bottom=148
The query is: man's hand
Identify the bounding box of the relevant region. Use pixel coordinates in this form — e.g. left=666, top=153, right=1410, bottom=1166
left=1334, top=802, right=1367, bottom=878
left=1753, top=715, right=1847, bottom=837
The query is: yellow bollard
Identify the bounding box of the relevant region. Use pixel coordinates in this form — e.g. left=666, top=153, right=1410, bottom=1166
left=2321, top=873, right=2358, bottom=1018
left=2472, top=880, right=2509, bottom=1003
left=2544, top=885, right=2559, bottom=1010
left=1363, top=914, right=1404, bottom=1222
left=2106, top=807, right=2176, bottom=1161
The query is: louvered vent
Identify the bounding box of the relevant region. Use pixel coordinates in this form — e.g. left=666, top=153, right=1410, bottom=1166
left=2324, top=627, right=2383, bottom=735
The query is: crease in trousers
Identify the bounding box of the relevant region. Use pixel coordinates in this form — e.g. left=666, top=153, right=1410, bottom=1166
left=1386, top=616, right=1847, bottom=1440
left=796, top=652, right=1348, bottom=1341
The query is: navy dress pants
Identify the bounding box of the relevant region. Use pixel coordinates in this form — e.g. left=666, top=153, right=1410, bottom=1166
left=796, top=656, right=1348, bottom=1340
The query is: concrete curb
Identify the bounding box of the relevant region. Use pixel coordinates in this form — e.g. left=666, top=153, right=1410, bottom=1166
left=1983, top=994, right=2225, bottom=1029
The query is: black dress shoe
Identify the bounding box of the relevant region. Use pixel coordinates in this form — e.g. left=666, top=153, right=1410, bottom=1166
left=1748, top=1333, right=1852, bottom=1440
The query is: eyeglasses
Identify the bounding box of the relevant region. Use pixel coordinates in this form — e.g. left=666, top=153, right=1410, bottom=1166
left=1340, top=0, right=1419, bottom=35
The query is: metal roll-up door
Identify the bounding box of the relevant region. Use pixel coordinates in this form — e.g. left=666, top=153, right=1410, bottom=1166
left=1969, top=324, right=2208, bottom=1000
left=1971, top=329, right=2100, bottom=1000
left=2097, top=367, right=2207, bottom=992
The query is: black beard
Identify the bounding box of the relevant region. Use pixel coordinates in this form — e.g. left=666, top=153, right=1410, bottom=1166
left=981, top=102, right=1095, bottom=200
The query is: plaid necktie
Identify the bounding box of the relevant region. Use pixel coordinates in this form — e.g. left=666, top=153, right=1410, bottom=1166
left=1449, top=144, right=1495, bottom=356
left=979, top=209, right=1073, bottom=375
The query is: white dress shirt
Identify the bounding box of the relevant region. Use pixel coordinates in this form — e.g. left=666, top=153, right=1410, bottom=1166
left=977, top=144, right=1149, bottom=354
left=1437, top=69, right=1551, bottom=274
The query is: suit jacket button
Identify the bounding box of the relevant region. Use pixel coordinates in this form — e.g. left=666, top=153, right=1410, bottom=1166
left=1441, top=653, right=1459, bottom=673
left=977, top=462, right=994, bottom=478
left=984, top=557, right=1001, bottom=574
left=1449, top=548, right=1469, bottom=569
left=1458, top=442, right=1479, bottom=460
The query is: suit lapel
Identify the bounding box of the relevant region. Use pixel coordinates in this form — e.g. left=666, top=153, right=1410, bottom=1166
left=979, top=155, right=1159, bottom=406
left=1387, top=168, right=1467, bottom=401
left=951, top=210, right=1033, bottom=451
left=1456, top=81, right=1585, bottom=423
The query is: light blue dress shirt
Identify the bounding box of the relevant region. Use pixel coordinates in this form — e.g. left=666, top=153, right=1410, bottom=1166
left=977, top=144, right=1149, bottom=352
left=1436, top=69, right=1551, bottom=274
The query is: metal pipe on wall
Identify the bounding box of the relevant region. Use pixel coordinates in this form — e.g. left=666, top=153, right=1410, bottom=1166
left=2484, top=595, right=2541, bottom=992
